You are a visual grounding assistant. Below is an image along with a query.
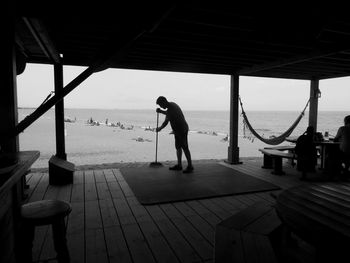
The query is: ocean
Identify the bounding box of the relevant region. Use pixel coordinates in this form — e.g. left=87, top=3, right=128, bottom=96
left=18, top=108, right=350, bottom=168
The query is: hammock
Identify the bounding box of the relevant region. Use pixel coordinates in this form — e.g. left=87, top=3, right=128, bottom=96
left=239, top=97, right=310, bottom=145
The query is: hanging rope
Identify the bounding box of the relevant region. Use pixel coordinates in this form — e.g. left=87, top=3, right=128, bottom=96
left=239, top=97, right=310, bottom=145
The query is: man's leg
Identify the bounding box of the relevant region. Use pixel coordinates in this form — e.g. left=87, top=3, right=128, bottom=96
left=169, top=135, right=183, bottom=170
left=182, top=133, right=194, bottom=173
left=183, top=147, right=192, bottom=168
left=176, top=148, right=182, bottom=166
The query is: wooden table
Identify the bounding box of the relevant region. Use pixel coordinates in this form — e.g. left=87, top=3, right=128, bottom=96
left=276, top=183, right=350, bottom=262
left=314, top=140, right=340, bottom=170
left=285, top=137, right=340, bottom=170
left=0, top=151, right=40, bottom=263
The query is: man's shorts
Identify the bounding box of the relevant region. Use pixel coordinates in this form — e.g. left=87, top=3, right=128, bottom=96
left=174, top=131, right=188, bottom=149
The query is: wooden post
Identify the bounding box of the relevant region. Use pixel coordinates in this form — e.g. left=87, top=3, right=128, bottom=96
left=54, top=63, right=67, bottom=160
left=309, top=79, right=319, bottom=131
left=49, top=63, right=75, bottom=185
left=227, top=75, right=241, bottom=164
left=0, top=4, right=18, bottom=153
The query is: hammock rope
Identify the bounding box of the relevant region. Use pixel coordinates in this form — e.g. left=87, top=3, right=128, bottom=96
left=239, top=97, right=310, bottom=145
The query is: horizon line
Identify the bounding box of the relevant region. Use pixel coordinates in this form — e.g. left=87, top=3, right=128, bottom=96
left=18, top=106, right=350, bottom=112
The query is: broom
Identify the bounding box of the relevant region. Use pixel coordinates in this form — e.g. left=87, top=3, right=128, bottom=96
left=149, top=111, right=162, bottom=167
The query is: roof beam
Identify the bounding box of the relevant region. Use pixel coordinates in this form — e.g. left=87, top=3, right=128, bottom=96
left=94, top=3, right=176, bottom=72
left=22, top=17, right=61, bottom=63
left=238, top=47, right=350, bottom=76
left=7, top=4, right=176, bottom=140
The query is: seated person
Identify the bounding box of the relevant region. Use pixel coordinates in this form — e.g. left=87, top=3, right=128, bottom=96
left=295, top=126, right=317, bottom=180
left=334, top=115, right=350, bottom=175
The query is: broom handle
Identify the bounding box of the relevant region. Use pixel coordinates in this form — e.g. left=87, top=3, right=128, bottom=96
left=155, top=112, right=159, bottom=162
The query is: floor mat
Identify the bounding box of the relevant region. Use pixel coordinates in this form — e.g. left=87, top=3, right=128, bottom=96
left=120, top=162, right=280, bottom=205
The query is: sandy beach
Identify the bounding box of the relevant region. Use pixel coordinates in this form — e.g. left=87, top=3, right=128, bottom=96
left=20, top=120, right=291, bottom=169
left=18, top=108, right=349, bottom=169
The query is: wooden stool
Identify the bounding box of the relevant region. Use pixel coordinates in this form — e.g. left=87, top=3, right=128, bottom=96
left=20, top=200, right=72, bottom=263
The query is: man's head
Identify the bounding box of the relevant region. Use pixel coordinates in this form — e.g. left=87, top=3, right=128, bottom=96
left=306, top=126, right=314, bottom=135
left=344, top=115, right=350, bottom=125
left=156, top=96, right=168, bottom=109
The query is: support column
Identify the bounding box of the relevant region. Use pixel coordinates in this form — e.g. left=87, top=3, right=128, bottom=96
left=0, top=5, right=19, bottom=153
left=308, top=79, right=319, bottom=131
left=49, top=64, right=75, bottom=185
left=54, top=63, right=67, bottom=160
left=227, top=74, right=241, bottom=164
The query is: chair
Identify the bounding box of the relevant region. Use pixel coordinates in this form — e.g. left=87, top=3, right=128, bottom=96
left=20, top=200, right=72, bottom=263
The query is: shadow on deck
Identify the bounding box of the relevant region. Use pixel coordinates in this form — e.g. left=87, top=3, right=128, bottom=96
left=24, top=157, right=332, bottom=263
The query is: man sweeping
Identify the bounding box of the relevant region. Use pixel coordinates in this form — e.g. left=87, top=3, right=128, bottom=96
left=156, top=96, right=194, bottom=173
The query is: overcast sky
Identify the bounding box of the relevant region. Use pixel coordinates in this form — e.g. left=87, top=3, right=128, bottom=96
left=17, top=63, right=350, bottom=111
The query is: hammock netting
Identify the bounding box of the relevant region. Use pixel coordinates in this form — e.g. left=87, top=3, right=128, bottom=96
left=239, top=97, right=309, bottom=145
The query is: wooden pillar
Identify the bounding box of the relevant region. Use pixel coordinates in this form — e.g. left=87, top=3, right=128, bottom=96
left=0, top=4, right=19, bottom=153
left=54, top=63, right=67, bottom=160
left=227, top=75, right=241, bottom=164
left=308, top=79, right=319, bottom=131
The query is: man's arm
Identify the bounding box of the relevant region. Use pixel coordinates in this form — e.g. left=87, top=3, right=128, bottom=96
left=156, top=116, right=169, bottom=132
left=156, top=108, right=167, bottom=115
left=334, top=127, right=343, bottom=142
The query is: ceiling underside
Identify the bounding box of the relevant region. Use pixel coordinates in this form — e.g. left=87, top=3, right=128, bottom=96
left=15, top=1, right=350, bottom=80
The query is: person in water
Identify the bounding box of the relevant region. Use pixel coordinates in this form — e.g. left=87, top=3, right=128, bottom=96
left=156, top=96, right=194, bottom=173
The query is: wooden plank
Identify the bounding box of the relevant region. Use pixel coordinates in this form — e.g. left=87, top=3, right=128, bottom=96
left=146, top=205, right=201, bottom=263
left=265, top=145, right=295, bottom=151
left=67, top=202, right=85, bottom=263
left=85, top=228, right=109, bottom=263
left=104, top=226, right=132, bottom=263
left=214, top=228, right=244, bottom=263
left=84, top=170, right=95, bottom=184
left=112, top=168, right=125, bottom=182
left=67, top=202, right=84, bottom=235
left=94, top=169, right=106, bottom=183
left=259, top=149, right=295, bottom=159
left=85, top=183, right=98, bottom=201
left=67, top=232, right=85, bottom=263
left=73, top=170, right=84, bottom=184
left=32, top=226, right=49, bottom=262
left=85, top=200, right=103, bottom=230
left=28, top=174, right=49, bottom=202
left=126, top=197, right=152, bottom=223
left=71, top=183, right=84, bottom=202
left=56, top=183, right=72, bottom=202
left=126, top=197, right=179, bottom=263
left=160, top=204, right=213, bottom=260
left=138, top=221, right=180, bottom=263
left=113, top=198, right=137, bottom=226
left=253, top=234, right=278, bottom=263
left=103, top=169, right=116, bottom=182
left=25, top=172, right=43, bottom=200
left=199, top=199, right=232, bottom=220
left=99, top=199, right=120, bottom=227
left=186, top=200, right=222, bottom=227
left=174, top=202, right=215, bottom=244
left=39, top=227, right=56, bottom=261
left=96, top=182, right=111, bottom=200
left=108, top=181, right=125, bottom=199
left=122, top=223, right=156, bottom=263
left=118, top=180, right=134, bottom=197
left=210, top=197, right=239, bottom=214
left=244, top=209, right=281, bottom=235
left=217, top=202, right=273, bottom=230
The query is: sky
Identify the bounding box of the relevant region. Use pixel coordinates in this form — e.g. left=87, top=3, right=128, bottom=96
left=17, top=63, right=350, bottom=111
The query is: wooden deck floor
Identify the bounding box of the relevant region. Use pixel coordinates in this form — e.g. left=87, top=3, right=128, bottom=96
left=24, top=158, right=320, bottom=263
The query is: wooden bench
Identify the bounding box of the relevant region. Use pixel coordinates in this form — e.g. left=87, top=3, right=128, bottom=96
left=214, top=202, right=282, bottom=263
left=265, top=145, right=295, bottom=152
left=261, top=146, right=295, bottom=169
left=259, top=149, right=295, bottom=175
